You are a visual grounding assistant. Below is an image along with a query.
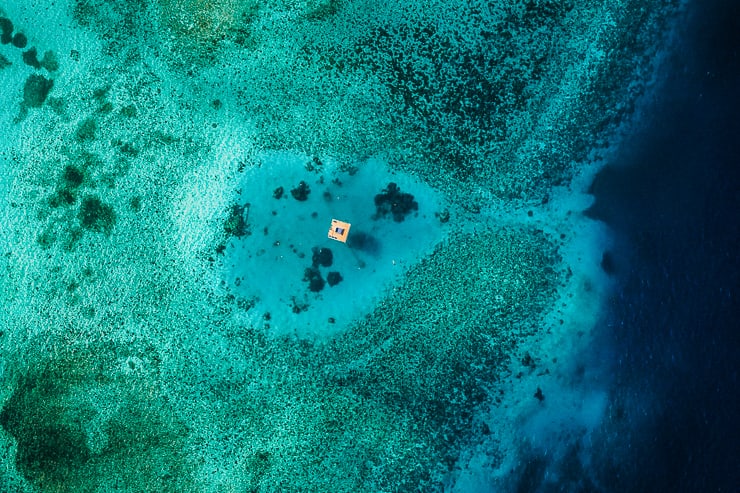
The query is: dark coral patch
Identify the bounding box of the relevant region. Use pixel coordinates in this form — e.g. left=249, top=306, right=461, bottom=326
left=78, top=195, right=116, bottom=234
left=49, top=189, right=76, bottom=208
left=311, top=247, right=333, bottom=268
left=0, top=17, right=12, bottom=44
left=224, top=204, right=249, bottom=237
left=41, top=50, right=59, bottom=72
left=373, top=182, right=418, bottom=222
left=0, top=344, right=196, bottom=491
left=327, top=271, right=343, bottom=287
left=0, top=384, right=92, bottom=486
left=290, top=181, right=310, bottom=201
left=22, top=47, right=41, bottom=69
left=63, top=165, right=85, bottom=187
left=11, top=32, right=27, bottom=48
left=303, top=267, right=325, bottom=292
left=75, top=118, right=97, bottom=141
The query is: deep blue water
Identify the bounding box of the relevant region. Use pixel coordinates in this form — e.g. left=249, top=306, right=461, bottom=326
left=585, top=0, right=740, bottom=490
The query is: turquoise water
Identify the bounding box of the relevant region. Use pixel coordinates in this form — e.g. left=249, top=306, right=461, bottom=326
left=224, top=152, right=446, bottom=337
left=0, top=1, right=682, bottom=491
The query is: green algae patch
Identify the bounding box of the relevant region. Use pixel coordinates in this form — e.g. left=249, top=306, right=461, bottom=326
left=0, top=340, right=196, bottom=492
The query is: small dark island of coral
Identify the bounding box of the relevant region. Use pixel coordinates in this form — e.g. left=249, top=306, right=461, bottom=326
left=373, top=182, right=418, bottom=222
